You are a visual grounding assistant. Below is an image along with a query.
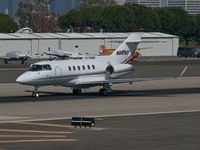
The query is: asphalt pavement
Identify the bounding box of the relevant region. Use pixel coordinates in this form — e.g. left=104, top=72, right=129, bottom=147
left=0, top=112, right=200, bottom=150
left=0, top=56, right=200, bottom=150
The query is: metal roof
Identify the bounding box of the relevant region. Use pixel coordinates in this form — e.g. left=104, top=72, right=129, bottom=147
left=0, top=32, right=178, bottom=40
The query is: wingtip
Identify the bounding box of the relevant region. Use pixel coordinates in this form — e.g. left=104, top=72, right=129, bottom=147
left=179, top=66, right=188, bottom=77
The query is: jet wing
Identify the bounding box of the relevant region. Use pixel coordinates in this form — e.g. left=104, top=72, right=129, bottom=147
left=76, top=66, right=187, bottom=86
left=102, top=76, right=176, bottom=84
left=76, top=76, right=176, bottom=85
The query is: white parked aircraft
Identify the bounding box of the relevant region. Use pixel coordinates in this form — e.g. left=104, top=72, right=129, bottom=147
left=43, top=46, right=83, bottom=60
left=16, top=32, right=187, bottom=98
left=0, top=51, right=31, bottom=64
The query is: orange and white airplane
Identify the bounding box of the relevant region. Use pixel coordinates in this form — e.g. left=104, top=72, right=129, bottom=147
left=100, top=45, right=152, bottom=61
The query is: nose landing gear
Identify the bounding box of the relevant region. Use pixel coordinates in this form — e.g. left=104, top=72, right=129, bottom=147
left=32, top=86, right=40, bottom=98
left=72, top=89, right=82, bottom=95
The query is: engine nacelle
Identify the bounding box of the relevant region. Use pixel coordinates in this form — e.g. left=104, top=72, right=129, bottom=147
left=105, top=64, right=114, bottom=76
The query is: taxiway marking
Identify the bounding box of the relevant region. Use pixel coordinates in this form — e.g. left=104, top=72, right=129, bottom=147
left=1, top=110, right=200, bottom=124
left=0, top=135, right=66, bottom=138
left=0, top=68, right=26, bottom=71
left=15, top=122, right=106, bottom=131
left=15, top=122, right=74, bottom=128
left=0, top=139, right=78, bottom=143
left=0, top=129, right=72, bottom=134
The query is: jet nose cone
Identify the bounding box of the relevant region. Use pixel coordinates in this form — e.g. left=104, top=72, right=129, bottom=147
left=16, top=76, right=24, bottom=84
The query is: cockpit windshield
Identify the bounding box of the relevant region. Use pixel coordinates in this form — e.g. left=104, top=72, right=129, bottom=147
left=29, top=64, right=52, bottom=71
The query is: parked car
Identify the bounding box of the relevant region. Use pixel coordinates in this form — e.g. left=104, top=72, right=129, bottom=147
left=177, top=47, right=197, bottom=57
left=197, top=48, right=200, bottom=57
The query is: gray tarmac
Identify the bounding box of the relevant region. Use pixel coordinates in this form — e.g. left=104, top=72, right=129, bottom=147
left=0, top=112, right=200, bottom=150
left=0, top=57, right=200, bottom=149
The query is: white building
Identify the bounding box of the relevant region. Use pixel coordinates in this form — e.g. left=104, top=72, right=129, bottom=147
left=0, top=32, right=179, bottom=58
left=167, top=0, right=200, bottom=15
left=125, top=0, right=162, bottom=8
left=125, top=0, right=200, bottom=14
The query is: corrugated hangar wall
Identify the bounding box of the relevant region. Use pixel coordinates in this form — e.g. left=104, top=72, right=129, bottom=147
left=0, top=32, right=179, bottom=58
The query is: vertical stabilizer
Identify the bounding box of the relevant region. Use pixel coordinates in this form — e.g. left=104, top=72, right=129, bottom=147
left=109, top=32, right=143, bottom=63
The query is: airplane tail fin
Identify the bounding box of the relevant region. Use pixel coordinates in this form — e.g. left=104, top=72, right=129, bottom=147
left=109, top=32, right=143, bottom=64
left=101, top=45, right=106, bottom=51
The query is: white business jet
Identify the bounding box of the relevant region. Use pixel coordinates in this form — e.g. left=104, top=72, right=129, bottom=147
left=16, top=32, right=187, bottom=98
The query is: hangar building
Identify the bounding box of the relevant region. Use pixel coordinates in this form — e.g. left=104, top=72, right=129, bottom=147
left=0, top=32, right=179, bottom=58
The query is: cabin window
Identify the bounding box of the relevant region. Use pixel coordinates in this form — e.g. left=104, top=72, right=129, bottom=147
left=68, top=66, right=71, bottom=71
left=87, top=65, right=90, bottom=70
left=29, top=64, right=52, bottom=71
left=73, top=66, right=76, bottom=71
left=43, top=64, right=52, bottom=70
left=92, top=65, right=95, bottom=69
left=78, top=66, right=81, bottom=70
left=82, top=65, right=85, bottom=70
left=29, top=65, right=42, bottom=71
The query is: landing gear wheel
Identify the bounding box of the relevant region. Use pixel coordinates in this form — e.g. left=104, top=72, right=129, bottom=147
left=72, top=89, right=82, bottom=95
left=4, top=59, right=8, bottom=64
left=32, top=91, right=40, bottom=98
left=32, top=86, right=40, bottom=98
left=99, top=88, right=107, bottom=95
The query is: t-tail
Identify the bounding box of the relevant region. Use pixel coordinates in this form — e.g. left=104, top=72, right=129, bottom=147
left=109, top=32, right=143, bottom=64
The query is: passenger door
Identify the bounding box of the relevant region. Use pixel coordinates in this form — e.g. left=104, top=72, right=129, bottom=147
left=55, top=66, right=62, bottom=84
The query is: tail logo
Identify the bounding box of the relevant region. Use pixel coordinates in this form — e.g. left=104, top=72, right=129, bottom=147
left=116, top=50, right=129, bottom=55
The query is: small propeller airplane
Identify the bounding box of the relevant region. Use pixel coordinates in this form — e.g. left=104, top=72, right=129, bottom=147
left=16, top=32, right=187, bottom=98
left=0, top=51, right=31, bottom=64
left=42, top=46, right=83, bottom=60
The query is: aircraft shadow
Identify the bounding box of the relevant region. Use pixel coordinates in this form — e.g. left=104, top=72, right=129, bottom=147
left=0, top=87, right=200, bottom=103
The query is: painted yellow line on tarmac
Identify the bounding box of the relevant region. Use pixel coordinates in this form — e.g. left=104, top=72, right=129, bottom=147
left=96, top=118, right=103, bottom=121
left=0, top=139, right=78, bottom=143
left=15, top=122, right=74, bottom=128
left=0, top=135, right=66, bottom=138
left=15, top=122, right=106, bottom=131
left=0, top=129, right=72, bottom=134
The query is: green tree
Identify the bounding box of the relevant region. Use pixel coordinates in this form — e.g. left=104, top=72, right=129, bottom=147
left=167, top=7, right=195, bottom=45
left=99, top=5, right=136, bottom=32
left=79, top=6, right=104, bottom=32
left=154, top=7, right=176, bottom=34
left=0, top=14, right=18, bottom=33
left=15, top=0, right=59, bottom=32
left=125, top=4, right=161, bottom=32
left=15, top=1, right=33, bottom=28
left=194, top=15, right=200, bottom=45
left=30, top=1, right=59, bottom=32
left=58, top=9, right=81, bottom=32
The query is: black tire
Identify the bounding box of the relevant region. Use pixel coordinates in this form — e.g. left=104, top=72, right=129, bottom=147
left=4, top=60, right=8, bottom=64
left=99, top=89, right=107, bottom=95
left=73, top=89, right=82, bottom=95
left=32, top=91, right=40, bottom=98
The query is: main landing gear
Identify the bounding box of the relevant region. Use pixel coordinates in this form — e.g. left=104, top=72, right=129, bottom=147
left=72, top=89, right=82, bottom=95
left=32, top=86, right=40, bottom=98
left=99, top=84, right=112, bottom=95
left=98, top=88, right=108, bottom=95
